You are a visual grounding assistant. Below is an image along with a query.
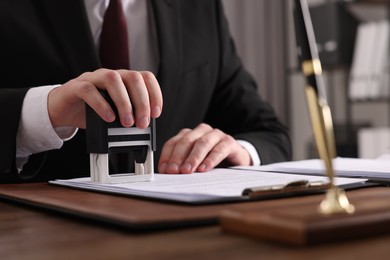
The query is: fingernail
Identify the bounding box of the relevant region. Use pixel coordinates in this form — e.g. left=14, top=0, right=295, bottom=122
left=106, top=111, right=115, bottom=122
left=159, top=163, right=167, bottom=173
left=198, top=163, right=207, bottom=172
left=152, top=106, right=161, bottom=118
left=167, top=163, right=179, bottom=173
left=124, top=114, right=134, bottom=126
left=139, top=117, right=149, bottom=128
left=181, top=163, right=192, bottom=173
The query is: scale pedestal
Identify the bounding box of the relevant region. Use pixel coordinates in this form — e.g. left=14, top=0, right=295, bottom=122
left=220, top=187, right=390, bottom=245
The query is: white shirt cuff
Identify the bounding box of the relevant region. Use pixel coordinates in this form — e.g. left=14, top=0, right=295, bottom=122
left=237, top=140, right=261, bottom=166
left=16, top=85, right=78, bottom=160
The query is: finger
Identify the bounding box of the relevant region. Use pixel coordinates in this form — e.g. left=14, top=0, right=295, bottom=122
left=165, top=124, right=214, bottom=174
left=120, top=70, right=151, bottom=128
left=158, top=128, right=191, bottom=173
left=80, top=69, right=134, bottom=127
left=48, top=77, right=118, bottom=128
left=199, top=134, right=237, bottom=172
left=140, top=71, right=163, bottom=118
left=181, top=128, right=226, bottom=173
left=69, top=80, right=116, bottom=128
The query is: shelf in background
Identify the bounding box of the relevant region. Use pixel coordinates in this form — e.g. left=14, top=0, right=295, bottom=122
left=354, top=0, right=388, bottom=4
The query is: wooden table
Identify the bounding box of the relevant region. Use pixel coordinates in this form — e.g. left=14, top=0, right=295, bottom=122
left=1, top=194, right=390, bottom=259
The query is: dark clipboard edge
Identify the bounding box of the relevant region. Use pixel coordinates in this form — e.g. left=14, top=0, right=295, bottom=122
left=0, top=192, right=217, bottom=232
left=253, top=169, right=390, bottom=186
left=0, top=181, right=380, bottom=233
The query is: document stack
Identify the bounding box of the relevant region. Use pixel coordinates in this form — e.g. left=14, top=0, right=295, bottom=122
left=358, top=127, right=390, bottom=159
left=349, top=20, right=390, bottom=100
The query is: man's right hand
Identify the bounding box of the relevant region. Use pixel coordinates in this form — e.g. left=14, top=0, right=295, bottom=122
left=47, top=68, right=163, bottom=129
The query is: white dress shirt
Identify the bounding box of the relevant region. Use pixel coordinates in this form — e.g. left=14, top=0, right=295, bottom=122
left=15, top=0, right=260, bottom=171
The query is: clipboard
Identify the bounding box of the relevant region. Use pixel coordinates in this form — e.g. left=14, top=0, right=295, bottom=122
left=0, top=182, right=388, bottom=233
left=48, top=168, right=371, bottom=205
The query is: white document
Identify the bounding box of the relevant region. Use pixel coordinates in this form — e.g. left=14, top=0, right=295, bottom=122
left=358, top=127, right=390, bottom=159
left=349, top=21, right=390, bottom=100
left=368, top=20, right=389, bottom=99
left=349, top=22, right=367, bottom=100
left=349, top=22, right=377, bottom=100
left=50, top=168, right=367, bottom=204
left=234, top=157, right=390, bottom=181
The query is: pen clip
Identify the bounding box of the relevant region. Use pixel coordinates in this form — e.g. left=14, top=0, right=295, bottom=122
left=242, top=180, right=330, bottom=198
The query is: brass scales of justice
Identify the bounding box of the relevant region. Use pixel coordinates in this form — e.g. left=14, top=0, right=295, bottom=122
left=220, top=0, right=390, bottom=245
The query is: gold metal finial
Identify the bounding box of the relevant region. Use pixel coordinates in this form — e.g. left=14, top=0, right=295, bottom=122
left=305, top=86, right=355, bottom=215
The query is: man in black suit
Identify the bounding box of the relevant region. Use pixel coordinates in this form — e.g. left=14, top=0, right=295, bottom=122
left=0, top=0, right=291, bottom=182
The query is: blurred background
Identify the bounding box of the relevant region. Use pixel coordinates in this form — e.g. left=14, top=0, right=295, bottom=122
left=222, top=0, right=390, bottom=161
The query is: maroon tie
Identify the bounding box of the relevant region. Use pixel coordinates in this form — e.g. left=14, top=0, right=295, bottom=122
left=99, top=0, right=131, bottom=173
left=99, top=0, right=130, bottom=70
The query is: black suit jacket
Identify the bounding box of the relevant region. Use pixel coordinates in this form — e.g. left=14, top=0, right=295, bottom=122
left=0, top=0, right=291, bottom=182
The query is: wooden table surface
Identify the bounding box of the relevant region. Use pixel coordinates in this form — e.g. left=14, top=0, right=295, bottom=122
left=1, top=199, right=390, bottom=260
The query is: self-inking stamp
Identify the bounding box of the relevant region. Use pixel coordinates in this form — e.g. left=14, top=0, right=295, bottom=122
left=86, top=91, right=155, bottom=183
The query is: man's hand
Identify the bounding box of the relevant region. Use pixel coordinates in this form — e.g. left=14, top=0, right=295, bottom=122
left=47, top=68, right=163, bottom=129
left=158, top=123, right=251, bottom=174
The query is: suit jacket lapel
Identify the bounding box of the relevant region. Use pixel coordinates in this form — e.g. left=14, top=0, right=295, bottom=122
left=36, top=0, right=100, bottom=76
left=150, top=0, right=182, bottom=114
